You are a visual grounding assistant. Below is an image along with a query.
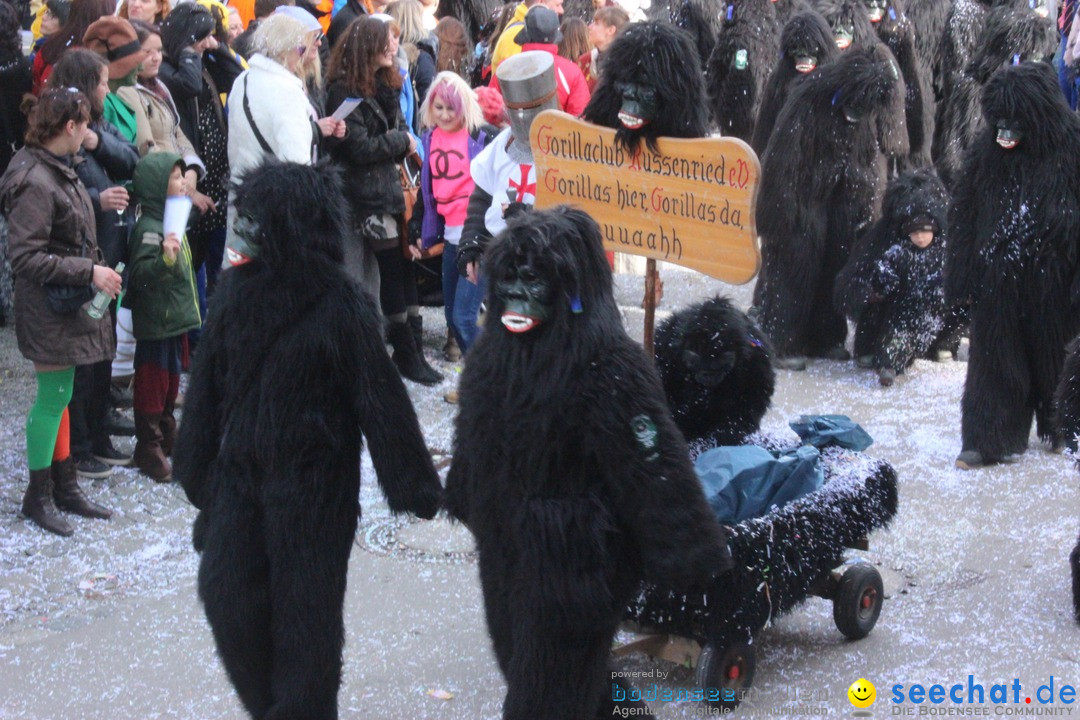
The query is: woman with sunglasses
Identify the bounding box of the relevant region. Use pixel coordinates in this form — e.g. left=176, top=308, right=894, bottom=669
left=226, top=5, right=343, bottom=188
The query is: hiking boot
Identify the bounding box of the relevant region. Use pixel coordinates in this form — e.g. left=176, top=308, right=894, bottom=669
left=52, top=457, right=112, bottom=520
left=443, top=389, right=459, bottom=404
left=21, top=467, right=73, bottom=537
left=878, top=368, right=896, bottom=387
left=75, top=455, right=113, bottom=479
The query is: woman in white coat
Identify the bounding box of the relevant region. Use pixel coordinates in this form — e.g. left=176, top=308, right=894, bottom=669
left=224, top=6, right=344, bottom=264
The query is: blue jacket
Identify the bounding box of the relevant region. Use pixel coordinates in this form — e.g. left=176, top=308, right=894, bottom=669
left=419, top=125, right=493, bottom=249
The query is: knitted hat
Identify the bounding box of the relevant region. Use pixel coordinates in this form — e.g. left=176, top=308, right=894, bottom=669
left=83, top=17, right=149, bottom=79
left=901, top=215, right=939, bottom=236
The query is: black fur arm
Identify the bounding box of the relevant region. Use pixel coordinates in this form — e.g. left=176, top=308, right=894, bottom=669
left=349, top=290, right=442, bottom=519
left=457, top=185, right=494, bottom=277
left=173, top=304, right=226, bottom=511
left=599, top=355, right=733, bottom=587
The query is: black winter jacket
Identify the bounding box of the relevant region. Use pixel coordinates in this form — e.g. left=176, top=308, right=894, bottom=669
left=158, top=48, right=240, bottom=155
left=75, top=118, right=139, bottom=267
left=324, top=80, right=411, bottom=220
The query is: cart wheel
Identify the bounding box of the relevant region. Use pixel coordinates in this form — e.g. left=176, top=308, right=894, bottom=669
left=696, top=641, right=755, bottom=710
left=833, top=564, right=883, bottom=640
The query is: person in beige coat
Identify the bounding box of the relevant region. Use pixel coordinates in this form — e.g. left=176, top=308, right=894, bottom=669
left=118, top=19, right=213, bottom=212
left=0, top=88, right=120, bottom=537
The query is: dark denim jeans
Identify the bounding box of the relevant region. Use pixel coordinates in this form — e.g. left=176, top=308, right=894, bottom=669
left=451, top=260, right=486, bottom=354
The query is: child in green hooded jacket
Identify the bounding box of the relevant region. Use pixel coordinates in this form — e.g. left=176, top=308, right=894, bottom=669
left=123, top=151, right=201, bottom=482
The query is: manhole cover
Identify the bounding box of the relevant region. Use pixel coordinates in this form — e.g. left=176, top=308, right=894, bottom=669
left=358, top=516, right=477, bottom=565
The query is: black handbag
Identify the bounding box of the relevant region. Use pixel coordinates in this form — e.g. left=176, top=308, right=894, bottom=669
left=44, top=232, right=95, bottom=314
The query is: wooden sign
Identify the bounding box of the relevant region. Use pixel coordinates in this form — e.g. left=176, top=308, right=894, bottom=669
left=530, top=111, right=761, bottom=284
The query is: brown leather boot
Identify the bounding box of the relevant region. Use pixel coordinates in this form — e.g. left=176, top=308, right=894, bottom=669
left=52, top=457, right=112, bottom=520
left=21, top=467, right=73, bottom=536
left=134, top=411, right=172, bottom=482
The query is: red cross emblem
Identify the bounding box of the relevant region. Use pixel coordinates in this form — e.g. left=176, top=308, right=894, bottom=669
left=508, top=164, right=536, bottom=202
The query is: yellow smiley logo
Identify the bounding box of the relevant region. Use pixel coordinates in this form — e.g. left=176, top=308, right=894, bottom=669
left=848, top=678, right=877, bottom=709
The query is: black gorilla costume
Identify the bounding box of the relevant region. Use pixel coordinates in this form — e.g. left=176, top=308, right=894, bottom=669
left=936, top=0, right=1048, bottom=158
left=834, top=169, right=953, bottom=378
left=813, top=0, right=910, bottom=162
left=1058, top=337, right=1080, bottom=455
left=174, top=161, right=442, bottom=720
left=940, top=0, right=992, bottom=108
left=774, top=0, right=810, bottom=25
left=934, top=5, right=1056, bottom=188
left=906, top=0, right=952, bottom=102
left=583, top=21, right=709, bottom=154
left=445, top=207, right=732, bottom=720
left=649, top=0, right=724, bottom=68
left=654, top=296, right=775, bottom=449
left=756, top=46, right=905, bottom=364
left=1058, top=338, right=1080, bottom=622
left=752, top=9, right=840, bottom=155
left=867, top=0, right=932, bottom=169
left=947, top=62, right=1080, bottom=468
left=814, top=0, right=878, bottom=50
left=705, top=0, right=781, bottom=141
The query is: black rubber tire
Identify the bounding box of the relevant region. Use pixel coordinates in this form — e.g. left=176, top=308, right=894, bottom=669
left=696, top=640, right=756, bottom=710
left=833, top=563, right=884, bottom=640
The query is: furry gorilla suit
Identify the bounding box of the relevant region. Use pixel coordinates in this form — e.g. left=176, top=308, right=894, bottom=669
left=647, top=0, right=724, bottom=68
left=867, top=0, right=933, bottom=169
left=939, top=0, right=992, bottom=110
left=813, top=0, right=911, bottom=162
left=905, top=0, right=952, bottom=102
left=174, top=161, right=442, bottom=720
left=1058, top=336, right=1080, bottom=455
left=654, top=296, right=776, bottom=449
left=445, top=207, right=732, bottom=720
left=946, top=62, right=1080, bottom=466
left=934, top=5, right=1057, bottom=188
left=834, top=169, right=953, bottom=373
left=705, top=0, right=781, bottom=141
left=583, top=21, right=709, bottom=153
left=751, top=9, right=840, bottom=156
left=1057, top=338, right=1080, bottom=621
left=756, top=45, right=905, bottom=362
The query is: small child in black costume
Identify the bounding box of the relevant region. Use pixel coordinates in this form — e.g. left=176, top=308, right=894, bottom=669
left=835, top=169, right=951, bottom=387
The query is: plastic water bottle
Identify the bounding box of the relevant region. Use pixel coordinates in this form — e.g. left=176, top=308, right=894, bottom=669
left=86, top=262, right=125, bottom=319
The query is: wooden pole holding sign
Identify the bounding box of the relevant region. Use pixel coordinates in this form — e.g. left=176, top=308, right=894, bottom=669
left=530, top=111, right=761, bottom=355
left=643, top=258, right=657, bottom=356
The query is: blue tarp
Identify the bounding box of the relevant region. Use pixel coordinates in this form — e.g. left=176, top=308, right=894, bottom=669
left=695, top=445, right=824, bottom=524
left=693, top=415, right=872, bottom=523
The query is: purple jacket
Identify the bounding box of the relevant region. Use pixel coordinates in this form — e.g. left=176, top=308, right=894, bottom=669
left=420, top=126, right=492, bottom=249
